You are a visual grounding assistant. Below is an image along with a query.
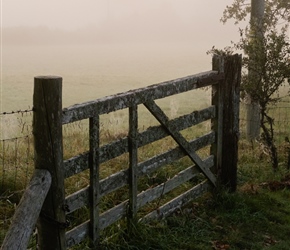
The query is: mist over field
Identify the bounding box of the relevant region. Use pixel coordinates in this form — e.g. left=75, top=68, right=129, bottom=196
left=2, top=0, right=240, bottom=45
left=1, top=0, right=242, bottom=111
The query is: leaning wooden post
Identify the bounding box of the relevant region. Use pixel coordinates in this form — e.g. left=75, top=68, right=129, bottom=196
left=1, top=169, right=51, bottom=250
left=212, top=55, right=242, bottom=192
left=33, top=76, right=66, bottom=249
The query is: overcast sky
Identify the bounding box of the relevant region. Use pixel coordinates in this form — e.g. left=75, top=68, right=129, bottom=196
left=2, top=0, right=238, bottom=30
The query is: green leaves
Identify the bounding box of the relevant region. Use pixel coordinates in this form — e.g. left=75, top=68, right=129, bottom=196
left=222, top=0, right=290, bottom=27
left=221, top=0, right=250, bottom=24
left=219, top=0, right=290, bottom=106
left=216, top=0, right=290, bottom=168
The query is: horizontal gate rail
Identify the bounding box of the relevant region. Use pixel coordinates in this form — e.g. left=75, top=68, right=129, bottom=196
left=62, top=71, right=223, bottom=124
left=66, top=156, right=214, bottom=247
left=65, top=132, right=215, bottom=214
left=142, top=180, right=210, bottom=221
left=64, top=106, right=216, bottom=178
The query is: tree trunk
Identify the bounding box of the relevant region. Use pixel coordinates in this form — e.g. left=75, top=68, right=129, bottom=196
left=246, top=0, right=265, bottom=140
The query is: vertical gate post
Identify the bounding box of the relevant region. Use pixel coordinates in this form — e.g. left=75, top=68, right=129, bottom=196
left=33, top=76, right=66, bottom=249
left=211, top=55, right=224, bottom=186
left=89, top=116, right=100, bottom=246
left=212, top=55, right=242, bottom=192
left=128, top=104, right=138, bottom=225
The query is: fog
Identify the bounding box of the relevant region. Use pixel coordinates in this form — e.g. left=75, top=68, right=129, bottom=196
left=1, top=0, right=245, bottom=112
left=3, top=0, right=232, bottom=29
left=2, top=0, right=242, bottom=45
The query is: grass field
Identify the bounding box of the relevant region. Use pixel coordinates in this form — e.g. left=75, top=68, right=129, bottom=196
left=1, top=43, right=210, bottom=112
left=1, top=72, right=289, bottom=248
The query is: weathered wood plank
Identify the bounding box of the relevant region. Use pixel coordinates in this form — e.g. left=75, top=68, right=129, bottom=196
left=99, top=201, right=128, bottom=230
left=33, top=76, right=66, bottom=250
left=219, top=54, right=241, bottom=192
left=128, top=105, right=138, bottom=219
left=137, top=106, right=215, bottom=147
left=89, top=116, right=100, bottom=245
left=144, top=100, right=217, bottom=186
left=100, top=169, right=129, bottom=197
left=66, top=179, right=211, bottom=245
left=64, top=152, right=89, bottom=178
left=100, top=169, right=212, bottom=230
left=137, top=156, right=214, bottom=209
left=66, top=221, right=89, bottom=248
left=138, top=132, right=215, bottom=175
left=141, top=180, right=210, bottom=221
left=62, top=71, right=223, bottom=123
left=65, top=170, right=128, bottom=215
left=64, top=106, right=215, bottom=178
left=211, top=55, right=241, bottom=191
left=66, top=170, right=213, bottom=247
left=65, top=133, right=215, bottom=214
left=211, top=55, right=224, bottom=178
left=1, top=169, right=51, bottom=250
left=65, top=186, right=89, bottom=214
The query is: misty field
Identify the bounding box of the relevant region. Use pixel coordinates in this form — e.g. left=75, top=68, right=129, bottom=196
left=1, top=43, right=290, bottom=248
left=1, top=42, right=211, bottom=111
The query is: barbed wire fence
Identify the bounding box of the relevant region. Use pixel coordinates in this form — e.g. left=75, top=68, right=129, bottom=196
left=0, top=109, right=34, bottom=244
left=0, top=95, right=290, bottom=245
left=0, top=107, right=87, bottom=246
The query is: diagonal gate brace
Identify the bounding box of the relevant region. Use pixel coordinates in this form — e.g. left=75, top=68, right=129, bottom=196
left=144, top=100, right=216, bottom=187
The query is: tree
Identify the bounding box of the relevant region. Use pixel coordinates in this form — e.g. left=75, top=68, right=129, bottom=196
left=211, top=0, right=290, bottom=169
left=245, top=0, right=264, bottom=140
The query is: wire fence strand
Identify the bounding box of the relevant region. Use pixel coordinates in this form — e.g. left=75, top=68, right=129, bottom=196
left=0, top=109, right=33, bottom=116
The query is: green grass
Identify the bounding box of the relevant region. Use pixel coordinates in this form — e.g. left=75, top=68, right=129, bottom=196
left=64, top=133, right=290, bottom=249
left=95, top=175, right=290, bottom=250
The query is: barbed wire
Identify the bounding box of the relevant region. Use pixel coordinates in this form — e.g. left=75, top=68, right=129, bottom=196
left=0, top=109, right=33, bottom=116
left=0, top=134, right=32, bottom=143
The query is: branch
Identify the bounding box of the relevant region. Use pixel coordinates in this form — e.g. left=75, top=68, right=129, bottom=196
left=221, top=0, right=251, bottom=24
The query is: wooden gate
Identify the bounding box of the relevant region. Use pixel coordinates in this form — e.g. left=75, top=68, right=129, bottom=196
left=31, top=54, right=241, bottom=249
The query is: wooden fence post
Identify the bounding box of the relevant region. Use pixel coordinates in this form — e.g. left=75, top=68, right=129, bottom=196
left=33, top=76, right=66, bottom=249
left=1, top=169, right=51, bottom=250
left=212, top=55, right=242, bottom=192
left=211, top=55, right=224, bottom=185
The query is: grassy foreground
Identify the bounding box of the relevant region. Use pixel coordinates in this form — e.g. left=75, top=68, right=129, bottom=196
left=97, top=171, right=290, bottom=250
left=1, top=97, right=290, bottom=249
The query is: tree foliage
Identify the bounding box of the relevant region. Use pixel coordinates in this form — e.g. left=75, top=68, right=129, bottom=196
left=221, top=0, right=290, bottom=25
left=211, top=0, right=290, bottom=169
left=221, top=0, right=290, bottom=101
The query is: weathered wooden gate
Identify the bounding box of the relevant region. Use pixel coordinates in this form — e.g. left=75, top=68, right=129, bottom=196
left=31, top=54, right=241, bottom=249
